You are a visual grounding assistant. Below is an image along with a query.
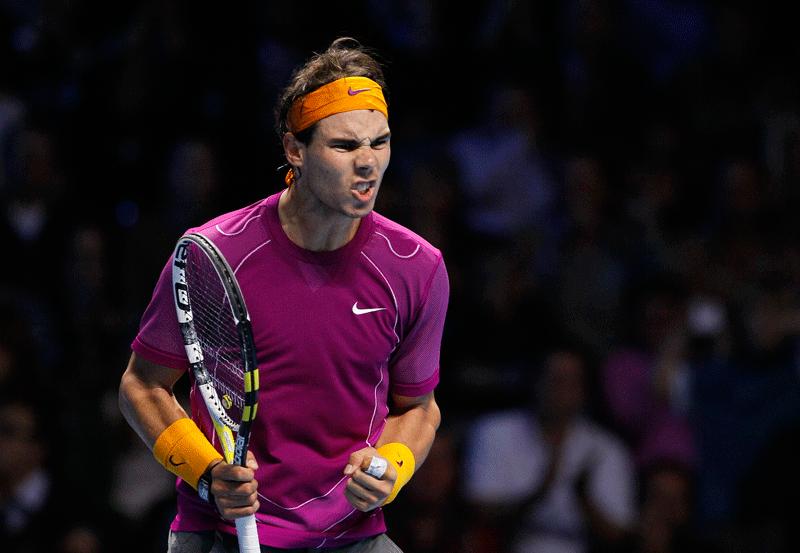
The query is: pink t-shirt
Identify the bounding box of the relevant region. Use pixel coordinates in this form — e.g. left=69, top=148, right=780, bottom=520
left=132, top=191, right=448, bottom=548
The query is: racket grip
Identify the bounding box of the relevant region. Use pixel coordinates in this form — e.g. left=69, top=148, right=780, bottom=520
left=235, top=514, right=260, bottom=553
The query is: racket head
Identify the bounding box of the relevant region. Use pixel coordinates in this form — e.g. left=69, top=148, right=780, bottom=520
left=172, top=233, right=259, bottom=467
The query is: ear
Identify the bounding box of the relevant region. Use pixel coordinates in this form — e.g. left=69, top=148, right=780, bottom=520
left=283, top=133, right=304, bottom=169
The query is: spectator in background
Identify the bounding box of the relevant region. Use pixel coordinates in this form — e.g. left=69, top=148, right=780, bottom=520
left=601, top=277, right=696, bottom=471
left=58, top=525, right=103, bottom=553
left=692, top=268, right=800, bottom=542
left=444, top=80, right=560, bottom=408
left=0, top=396, right=56, bottom=552
left=0, top=124, right=71, bottom=305
left=616, top=460, right=717, bottom=553
left=447, top=79, right=556, bottom=249
left=552, top=153, right=627, bottom=358
left=463, top=344, right=637, bottom=553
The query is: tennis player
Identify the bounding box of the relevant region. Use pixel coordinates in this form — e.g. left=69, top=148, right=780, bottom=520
left=119, top=37, right=448, bottom=552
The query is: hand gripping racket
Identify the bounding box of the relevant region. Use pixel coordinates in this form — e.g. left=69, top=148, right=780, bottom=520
left=172, top=233, right=260, bottom=553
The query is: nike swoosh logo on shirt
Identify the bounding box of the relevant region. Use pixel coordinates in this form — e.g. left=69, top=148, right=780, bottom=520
left=352, top=302, right=387, bottom=315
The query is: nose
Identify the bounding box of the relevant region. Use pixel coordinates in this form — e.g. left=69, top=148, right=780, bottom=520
left=355, top=146, right=377, bottom=175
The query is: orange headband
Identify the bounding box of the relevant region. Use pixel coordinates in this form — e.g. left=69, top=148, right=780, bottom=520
left=288, top=76, right=388, bottom=134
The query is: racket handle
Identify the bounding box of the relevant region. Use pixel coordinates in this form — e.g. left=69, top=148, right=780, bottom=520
left=236, top=514, right=260, bottom=553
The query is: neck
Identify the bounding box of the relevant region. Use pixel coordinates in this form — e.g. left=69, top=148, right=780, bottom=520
left=278, top=187, right=361, bottom=251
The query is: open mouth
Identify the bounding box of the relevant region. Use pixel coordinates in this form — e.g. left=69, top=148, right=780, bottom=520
left=353, top=181, right=375, bottom=201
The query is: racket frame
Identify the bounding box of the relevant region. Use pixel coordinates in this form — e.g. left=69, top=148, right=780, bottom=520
left=172, top=232, right=260, bottom=553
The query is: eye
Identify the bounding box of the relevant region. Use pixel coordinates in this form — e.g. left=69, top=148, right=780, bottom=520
left=329, top=140, right=358, bottom=152
left=371, top=134, right=391, bottom=149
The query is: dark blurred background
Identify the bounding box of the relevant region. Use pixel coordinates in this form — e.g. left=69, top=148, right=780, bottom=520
left=2, top=1, right=800, bottom=552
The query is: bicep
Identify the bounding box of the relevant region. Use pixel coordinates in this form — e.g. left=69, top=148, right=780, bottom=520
left=388, top=390, right=439, bottom=419
left=124, top=351, right=186, bottom=387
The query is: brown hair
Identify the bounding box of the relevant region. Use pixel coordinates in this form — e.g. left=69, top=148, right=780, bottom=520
left=274, top=37, right=388, bottom=144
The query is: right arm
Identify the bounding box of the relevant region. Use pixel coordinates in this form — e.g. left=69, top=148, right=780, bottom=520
left=118, top=352, right=189, bottom=448
left=119, top=352, right=259, bottom=519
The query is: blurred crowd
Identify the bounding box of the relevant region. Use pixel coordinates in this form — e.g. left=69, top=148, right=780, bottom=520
left=2, top=1, right=800, bottom=552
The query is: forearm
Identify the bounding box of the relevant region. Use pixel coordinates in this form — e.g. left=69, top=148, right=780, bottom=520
left=376, top=391, right=441, bottom=471
left=344, top=392, right=440, bottom=510
left=118, top=353, right=190, bottom=450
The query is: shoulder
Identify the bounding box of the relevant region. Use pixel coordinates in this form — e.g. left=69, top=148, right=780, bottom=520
left=364, top=213, right=449, bottom=314
left=366, top=212, right=445, bottom=270
left=184, top=197, right=274, bottom=267
left=189, top=197, right=270, bottom=240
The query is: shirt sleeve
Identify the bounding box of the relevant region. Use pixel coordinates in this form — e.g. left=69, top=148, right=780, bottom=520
left=388, top=255, right=449, bottom=397
left=130, top=256, right=191, bottom=371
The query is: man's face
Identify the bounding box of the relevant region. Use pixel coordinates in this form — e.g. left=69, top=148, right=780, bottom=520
left=538, top=351, right=585, bottom=421
left=298, top=109, right=391, bottom=220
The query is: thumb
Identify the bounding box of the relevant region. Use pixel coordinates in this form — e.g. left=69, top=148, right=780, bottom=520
left=344, top=450, right=369, bottom=475
left=246, top=450, right=259, bottom=471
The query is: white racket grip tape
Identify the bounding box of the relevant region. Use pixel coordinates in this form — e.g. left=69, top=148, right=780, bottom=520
left=236, top=515, right=260, bottom=553
left=365, top=456, right=388, bottom=479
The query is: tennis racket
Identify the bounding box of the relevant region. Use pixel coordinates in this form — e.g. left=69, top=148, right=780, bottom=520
left=172, top=232, right=260, bottom=553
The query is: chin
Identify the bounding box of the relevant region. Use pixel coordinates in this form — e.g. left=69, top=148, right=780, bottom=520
left=348, top=205, right=375, bottom=219
left=348, top=197, right=378, bottom=217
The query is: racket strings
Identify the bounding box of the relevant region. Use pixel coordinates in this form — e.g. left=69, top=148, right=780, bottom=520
left=185, top=244, right=247, bottom=421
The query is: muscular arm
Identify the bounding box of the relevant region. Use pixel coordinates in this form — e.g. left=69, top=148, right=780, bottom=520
left=118, top=352, right=189, bottom=447
left=118, top=352, right=259, bottom=519
left=344, top=391, right=441, bottom=511
left=377, top=391, right=441, bottom=465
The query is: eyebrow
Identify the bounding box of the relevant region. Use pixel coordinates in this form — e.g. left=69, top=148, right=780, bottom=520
left=327, top=132, right=391, bottom=149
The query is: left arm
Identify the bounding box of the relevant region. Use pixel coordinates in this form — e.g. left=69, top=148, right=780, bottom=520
left=345, top=250, right=449, bottom=510
left=344, top=391, right=441, bottom=511
left=378, top=391, right=441, bottom=463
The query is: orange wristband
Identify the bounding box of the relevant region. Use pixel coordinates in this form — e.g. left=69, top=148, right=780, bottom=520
left=153, top=418, right=223, bottom=489
left=376, top=443, right=415, bottom=505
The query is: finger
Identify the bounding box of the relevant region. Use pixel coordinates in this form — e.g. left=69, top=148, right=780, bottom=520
left=217, top=463, right=256, bottom=484
left=212, top=470, right=259, bottom=500
left=222, top=484, right=260, bottom=503
left=347, top=468, right=392, bottom=503
left=215, top=480, right=259, bottom=510
left=225, top=479, right=259, bottom=497
left=345, top=453, right=367, bottom=476
left=363, top=455, right=388, bottom=479
left=218, top=498, right=260, bottom=520
left=344, top=488, right=371, bottom=512
left=246, top=450, right=259, bottom=471
left=346, top=450, right=368, bottom=474
left=345, top=480, right=378, bottom=512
